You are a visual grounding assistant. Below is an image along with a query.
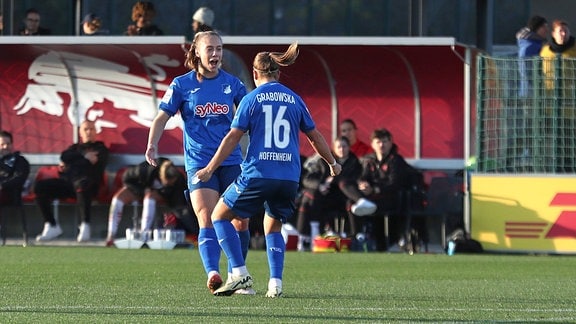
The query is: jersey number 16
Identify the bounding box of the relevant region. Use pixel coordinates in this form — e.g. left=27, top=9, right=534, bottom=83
left=263, top=105, right=290, bottom=149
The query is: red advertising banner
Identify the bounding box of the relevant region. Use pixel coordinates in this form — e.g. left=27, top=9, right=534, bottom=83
left=1, top=36, right=470, bottom=168
left=0, top=37, right=187, bottom=156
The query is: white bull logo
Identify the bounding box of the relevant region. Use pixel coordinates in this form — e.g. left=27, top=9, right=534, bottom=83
left=14, top=50, right=182, bottom=132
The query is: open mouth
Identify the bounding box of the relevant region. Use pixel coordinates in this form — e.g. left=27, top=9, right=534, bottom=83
left=208, top=58, right=219, bottom=69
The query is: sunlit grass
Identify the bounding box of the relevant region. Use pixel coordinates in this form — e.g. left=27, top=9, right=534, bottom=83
left=0, top=246, right=574, bottom=322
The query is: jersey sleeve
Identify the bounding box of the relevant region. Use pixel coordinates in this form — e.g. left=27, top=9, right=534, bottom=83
left=159, top=80, right=183, bottom=117
left=233, top=78, right=248, bottom=107
left=231, top=95, right=252, bottom=132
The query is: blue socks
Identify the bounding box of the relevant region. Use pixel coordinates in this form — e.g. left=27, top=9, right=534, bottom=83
left=198, top=228, right=221, bottom=275
left=228, top=229, right=250, bottom=273
left=213, top=220, right=245, bottom=269
left=266, top=232, right=285, bottom=280
left=212, top=220, right=284, bottom=281
left=239, top=229, right=250, bottom=261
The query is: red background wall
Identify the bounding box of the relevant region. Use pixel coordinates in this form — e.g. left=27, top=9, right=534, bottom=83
left=0, top=38, right=468, bottom=162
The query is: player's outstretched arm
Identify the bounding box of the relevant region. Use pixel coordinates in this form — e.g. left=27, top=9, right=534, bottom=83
left=305, top=128, right=341, bottom=176
left=146, top=111, right=171, bottom=167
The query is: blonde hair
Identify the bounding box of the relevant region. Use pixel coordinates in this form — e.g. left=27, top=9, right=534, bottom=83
left=184, top=30, right=223, bottom=80
left=159, top=160, right=180, bottom=184
left=253, top=42, right=299, bottom=79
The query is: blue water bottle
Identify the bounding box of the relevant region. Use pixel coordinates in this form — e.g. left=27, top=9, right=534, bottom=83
left=447, top=240, right=456, bottom=256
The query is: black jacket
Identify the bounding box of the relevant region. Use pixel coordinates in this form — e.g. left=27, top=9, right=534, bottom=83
left=123, top=158, right=169, bottom=193
left=360, top=144, right=411, bottom=196
left=0, top=151, right=30, bottom=202
left=123, top=158, right=187, bottom=208
left=59, top=141, right=109, bottom=185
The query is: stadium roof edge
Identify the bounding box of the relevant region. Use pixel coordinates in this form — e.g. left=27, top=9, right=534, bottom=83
left=0, top=36, right=187, bottom=45
left=0, top=36, right=461, bottom=47
left=222, top=36, right=458, bottom=46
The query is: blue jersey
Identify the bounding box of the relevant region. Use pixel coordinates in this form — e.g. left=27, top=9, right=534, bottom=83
left=232, top=81, right=315, bottom=182
left=159, top=70, right=246, bottom=170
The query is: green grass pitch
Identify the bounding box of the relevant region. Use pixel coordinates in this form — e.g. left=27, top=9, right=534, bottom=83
left=0, top=246, right=575, bottom=323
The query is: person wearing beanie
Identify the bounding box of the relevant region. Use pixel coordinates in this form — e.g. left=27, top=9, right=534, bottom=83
left=81, top=13, right=109, bottom=35
left=192, top=7, right=215, bottom=34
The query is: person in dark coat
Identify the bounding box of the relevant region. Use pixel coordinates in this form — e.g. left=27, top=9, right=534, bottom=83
left=35, top=120, right=109, bottom=242
left=0, top=130, right=30, bottom=205
left=18, top=8, right=51, bottom=35
left=358, top=128, right=412, bottom=251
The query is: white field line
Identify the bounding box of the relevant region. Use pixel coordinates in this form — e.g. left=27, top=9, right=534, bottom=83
left=1, top=305, right=576, bottom=313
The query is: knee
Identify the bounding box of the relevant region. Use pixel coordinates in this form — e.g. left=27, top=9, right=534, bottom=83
left=196, top=210, right=213, bottom=227
left=33, top=181, right=48, bottom=195
left=232, top=218, right=250, bottom=231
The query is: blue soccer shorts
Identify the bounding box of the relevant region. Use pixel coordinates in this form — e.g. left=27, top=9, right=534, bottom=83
left=187, top=165, right=241, bottom=194
left=222, top=175, right=299, bottom=223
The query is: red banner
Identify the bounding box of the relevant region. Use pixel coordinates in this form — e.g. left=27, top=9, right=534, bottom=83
left=1, top=36, right=469, bottom=163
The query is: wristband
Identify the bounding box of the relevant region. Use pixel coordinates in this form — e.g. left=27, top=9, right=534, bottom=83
left=329, top=160, right=338, bottom=167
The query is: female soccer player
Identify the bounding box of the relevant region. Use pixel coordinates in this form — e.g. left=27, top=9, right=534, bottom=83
left=145, top=31, right=251, bottom=294
left=195, top=42, right=342, bottom=297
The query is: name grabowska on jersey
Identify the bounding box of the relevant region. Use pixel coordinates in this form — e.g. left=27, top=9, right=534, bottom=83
left=255, top=91, right=295, bottom=104
left=195, top=102, right=230, bottom=117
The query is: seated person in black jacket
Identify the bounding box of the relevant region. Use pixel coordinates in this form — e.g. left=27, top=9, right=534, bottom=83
left=105, top=158, right=194, bottom=246
left=296, top=136, right=375, bottom=250
left=35, top=120, right=109, bottom=242
left=0, top=130, right=30, bottom=205
left=357, top=128, right=412, bottom=251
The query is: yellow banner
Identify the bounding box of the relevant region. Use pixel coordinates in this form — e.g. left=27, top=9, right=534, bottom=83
left=471, top=175, right=576, bottom=253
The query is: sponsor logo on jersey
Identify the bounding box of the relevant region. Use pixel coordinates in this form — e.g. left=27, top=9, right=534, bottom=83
left=161, top=88, right=173, bottom=104
left=195, top=102, right=230, bottom=117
